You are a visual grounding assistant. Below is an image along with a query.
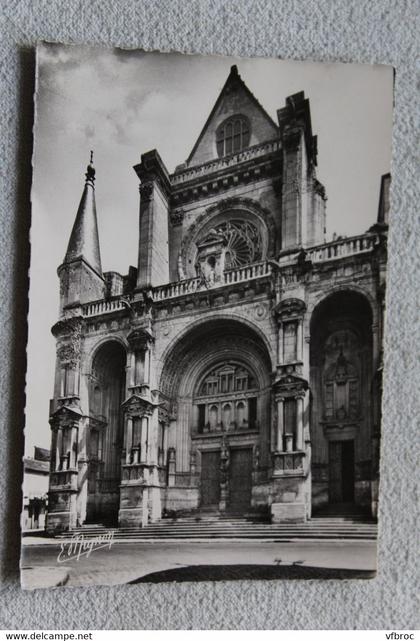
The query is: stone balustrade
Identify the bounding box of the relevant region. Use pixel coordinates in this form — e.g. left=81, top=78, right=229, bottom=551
left=223, top=261, right=271, bottom=283
left=171, top=140, right=281, bottom=186
left=153, top=261, right=272, bottom=302
left=152, top=277, right=202, bottom=301
left=80, top=234, right=375, bottom=320
left=82, top=298, right=128, bottom=317
left=306, top=234, right=376, bottom=263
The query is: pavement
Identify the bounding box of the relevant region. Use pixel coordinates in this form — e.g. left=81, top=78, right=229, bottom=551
left=20, top=538, right=377, bottom=589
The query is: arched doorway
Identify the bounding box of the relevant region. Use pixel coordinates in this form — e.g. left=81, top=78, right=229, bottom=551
left=159, top=318, right=273, bottom=515
left=87, top=340, right=126, bottom=524
left=310, top=291, right=373, bottom=514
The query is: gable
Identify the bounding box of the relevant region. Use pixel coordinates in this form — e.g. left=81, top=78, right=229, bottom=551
left=185, top=65, right=278, bottom=169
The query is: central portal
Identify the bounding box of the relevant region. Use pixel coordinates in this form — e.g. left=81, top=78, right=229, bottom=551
left=159, top=317, right=273, bottom=517
left=229, top=447, right=253, bottom=513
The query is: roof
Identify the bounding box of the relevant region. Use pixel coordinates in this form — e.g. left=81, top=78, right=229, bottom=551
left=63, top=161, right=103, bottom=276
left=23, top=458, right=50, bottom=474
left=185, top=65, right=279, bottom=168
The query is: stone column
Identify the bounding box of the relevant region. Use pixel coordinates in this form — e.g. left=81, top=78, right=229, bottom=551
left=125, top=417, right=133, bottom=464
left=70, top=425, right=78, bottom=468
left=140, top=416, right=148, bottom=463
left=129, top=352, right=136, bottom=387
left=277, top=322, right=284, bottom=364
left=276, top=398, right=284, bottom=451
left=55, top=429, right=62, bottom=471
left=285, top=434, right=294, bottom=452
left=296, top=396, right=304, bottom=451
left=297, top=320, right=303, bottom=362
left=73, top=369, right=80, bottom=397
left=168, top=448, right=176, bottom=487
left=144, top=348, right=151, bottom=385
left=141, top=486, right=149, bottom=527
left=60, top=370, right=65, bottom=398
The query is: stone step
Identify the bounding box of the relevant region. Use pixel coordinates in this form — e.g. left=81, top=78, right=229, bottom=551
left=70, top=520, right=377, bottom=529
left=70, top=524, right=377, bottom=533
left=57, top=532, right=377, bottom=540
left=58, top=519, right=377, bottom=541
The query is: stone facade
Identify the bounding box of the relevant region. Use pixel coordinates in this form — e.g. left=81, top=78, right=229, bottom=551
left=46, top=65, right=388, bottom=532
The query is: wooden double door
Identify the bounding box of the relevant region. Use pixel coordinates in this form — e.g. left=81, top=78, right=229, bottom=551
left=200, top=447, right=253, bottom=513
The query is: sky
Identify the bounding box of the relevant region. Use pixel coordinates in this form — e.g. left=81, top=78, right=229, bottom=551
left=26, top=43, right=393, bottom=454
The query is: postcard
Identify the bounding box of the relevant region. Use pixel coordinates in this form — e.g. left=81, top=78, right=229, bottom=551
left=21, top=43, right=393, bottom=588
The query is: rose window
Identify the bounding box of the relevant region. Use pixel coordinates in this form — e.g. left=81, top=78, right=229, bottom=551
left=212, top=220, right=262, bottom=268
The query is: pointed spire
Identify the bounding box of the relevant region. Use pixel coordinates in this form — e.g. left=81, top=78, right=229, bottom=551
left=63, top=152, right=103, bottom=276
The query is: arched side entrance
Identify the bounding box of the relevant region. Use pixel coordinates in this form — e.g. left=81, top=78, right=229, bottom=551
left=86, top=340, right=126, bottom=524
left=159, top=318, right=272, bottom=515
left=310, top=291, right=373, bottom=514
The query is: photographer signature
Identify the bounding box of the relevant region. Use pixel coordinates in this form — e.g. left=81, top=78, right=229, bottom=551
left=57, top=531, right=114, bottom=563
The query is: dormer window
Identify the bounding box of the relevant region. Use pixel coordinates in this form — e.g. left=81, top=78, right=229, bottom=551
left=216, top=116, right=250, bottom=157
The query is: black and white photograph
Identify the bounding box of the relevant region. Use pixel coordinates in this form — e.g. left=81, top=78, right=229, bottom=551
left=21, top=42, right=393, bottom=589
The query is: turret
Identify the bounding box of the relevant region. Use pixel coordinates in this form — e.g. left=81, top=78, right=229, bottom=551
left=278, top=92, right=326, bottom=252
left=133, top=150, right=171, bottom=289
left=58, top=153, right=105, bottom=314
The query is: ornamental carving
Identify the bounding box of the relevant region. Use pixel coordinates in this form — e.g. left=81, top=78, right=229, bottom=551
left=170, top=208, right=185, bottom=227
left=272, top=374, right=308, bottom=399
left=50, top=406, right=82, bottom=429
left=274, top=297, right=306, bottom=322
left=56, top=343, right=80, bottom=366
left=52, top=316, right=83, bottom=339
left=180, top=197, right=276, bottom=276
left=53, top=317, right=83, bottom=366
left=322, top=330, right=361, bottom=422
left=158, top=404, right=170, bottom=425
left=127, top=328, right=154, bottom=351
left=122, top=395, right=155, bottom=418
left=254, top=302, right=269, bottom=321
left=139, top=182, right=154, bottom=202
left=201, top=220, right=263, bottom=269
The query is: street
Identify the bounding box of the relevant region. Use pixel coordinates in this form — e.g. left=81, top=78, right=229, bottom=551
left=21, top=538, right=377, bottom=588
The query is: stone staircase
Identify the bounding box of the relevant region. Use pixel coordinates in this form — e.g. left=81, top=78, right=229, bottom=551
left=57, top=514, right=377, bottom=541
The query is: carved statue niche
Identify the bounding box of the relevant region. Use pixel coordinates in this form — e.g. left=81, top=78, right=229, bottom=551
left=195, top=230, right=227, bottom=285
left=323, top=331, right=360, bottom=423
left=220, top=436, right=230, bottom=485
left=127, top=328, right=154, bottom=353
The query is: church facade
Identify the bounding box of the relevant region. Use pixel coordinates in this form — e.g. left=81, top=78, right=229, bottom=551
left=46, top=66, right=388, bottom=532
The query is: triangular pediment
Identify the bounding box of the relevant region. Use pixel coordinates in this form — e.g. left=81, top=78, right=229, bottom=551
left=122, top=394, right=156, bottom=417
left=49, top=403, right=83, bottom=425
left=273, top=374, right=309, bottom=393
left=184, top=65, right=278, bottom=169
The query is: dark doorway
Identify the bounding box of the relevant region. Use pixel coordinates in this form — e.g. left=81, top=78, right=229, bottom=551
left=200, top=451, right=221, bottom=507
left=88, top=341, right=126, bottom=525
left=229, top=448, right=253, bottom=513
left=329, top=440, right=355, bottom=503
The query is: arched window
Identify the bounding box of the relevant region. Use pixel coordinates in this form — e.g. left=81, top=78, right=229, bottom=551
left=209, top=405, right=219, bottom=429
left=236, top=401, right=246, bottom=427
left=216, top=116, right=250, bottom=157
left=223, top=403, right=232, bottom=429
left=194, top=362, right=259, bottom=434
